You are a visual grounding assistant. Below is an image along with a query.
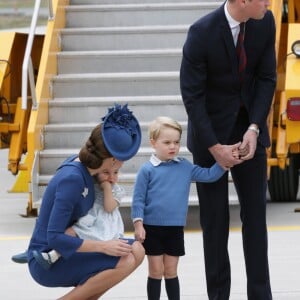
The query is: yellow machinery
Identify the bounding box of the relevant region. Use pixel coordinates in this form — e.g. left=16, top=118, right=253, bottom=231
left=0, top=32, right=43, bottom=175
left=0, top=0, right=67, bottom=216
left=0, top=0, right=300, bottom=215
left=267, top=0, right=300, bottom=202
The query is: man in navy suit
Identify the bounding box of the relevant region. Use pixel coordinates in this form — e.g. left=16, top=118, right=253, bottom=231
left=180, top=0, right=276, bottom=299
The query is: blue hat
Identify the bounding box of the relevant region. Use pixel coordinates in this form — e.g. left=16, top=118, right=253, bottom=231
left=101, top=104, right=141, bottom=161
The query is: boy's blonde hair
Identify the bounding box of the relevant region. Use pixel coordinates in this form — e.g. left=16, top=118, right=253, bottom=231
left=148, top=116, right=182, bottom=140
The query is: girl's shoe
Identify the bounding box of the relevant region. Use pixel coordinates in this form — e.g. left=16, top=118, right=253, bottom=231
left=11, top=251, right=28, bottom=264
left=33, top=250, right=53, bottom=270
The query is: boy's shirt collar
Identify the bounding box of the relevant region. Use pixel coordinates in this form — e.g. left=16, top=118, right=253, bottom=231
left=149, top=153, right=180, bottom=166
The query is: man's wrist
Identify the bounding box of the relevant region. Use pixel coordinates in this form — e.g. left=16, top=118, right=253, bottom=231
left=208, top=143, right=221, bottom=154
left=248, top=124, right=259, bottom=136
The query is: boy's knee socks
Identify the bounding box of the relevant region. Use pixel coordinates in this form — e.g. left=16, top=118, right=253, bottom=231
left=165, top=276, right=180, bottom=300
left=147, top=277, right=162, bottom=300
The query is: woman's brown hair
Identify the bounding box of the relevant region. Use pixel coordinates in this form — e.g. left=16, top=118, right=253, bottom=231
left=79, top=124, right=112, bottom=169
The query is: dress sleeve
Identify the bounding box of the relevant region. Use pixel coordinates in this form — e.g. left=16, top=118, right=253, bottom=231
left=47, top=173, right=85, bottom=259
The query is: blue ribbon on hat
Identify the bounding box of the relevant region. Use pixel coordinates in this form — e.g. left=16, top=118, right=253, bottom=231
left=102, top=103, right=138, bottom=137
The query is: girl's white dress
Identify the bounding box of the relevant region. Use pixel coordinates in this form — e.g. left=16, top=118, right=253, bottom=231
left=72, top=184, right=126, bottom=241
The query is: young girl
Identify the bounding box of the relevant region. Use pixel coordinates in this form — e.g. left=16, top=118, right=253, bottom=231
left=33, top=159, right=131, bottom=270
left=131, top=116, right=226, bottom=300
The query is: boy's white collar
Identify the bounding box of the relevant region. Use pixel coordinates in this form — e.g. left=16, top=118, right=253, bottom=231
left=149, top=153, right=180, bottom=166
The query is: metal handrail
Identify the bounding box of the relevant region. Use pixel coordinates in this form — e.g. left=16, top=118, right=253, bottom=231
left=21, top=0, right=54, bottom=110
left=48, top=0, right=54, bottom=20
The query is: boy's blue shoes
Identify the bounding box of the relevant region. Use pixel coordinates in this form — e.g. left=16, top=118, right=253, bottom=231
left=33, top=250, right=52, bottom=270
left=11, top=251, right=28, bottom=264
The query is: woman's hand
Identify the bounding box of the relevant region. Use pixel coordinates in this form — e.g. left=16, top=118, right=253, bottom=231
left=100, top=239, right=133, bottom=257
left=77, top=238, right=132, bottom=256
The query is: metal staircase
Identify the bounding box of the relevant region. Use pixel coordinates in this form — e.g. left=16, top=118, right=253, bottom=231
left=34, top=0, right=225, bottom=209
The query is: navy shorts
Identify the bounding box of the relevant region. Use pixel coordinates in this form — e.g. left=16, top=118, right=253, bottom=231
left=143, top=225, right=185, bottom=256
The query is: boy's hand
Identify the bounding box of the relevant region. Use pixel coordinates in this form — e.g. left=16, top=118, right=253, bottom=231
left=237, top=143, right=250, bottom=158
left=133, top=220, right=146, bottom=243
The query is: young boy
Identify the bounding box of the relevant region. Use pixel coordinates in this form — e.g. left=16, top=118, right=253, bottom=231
left=131, top=116, right=228, bottom=300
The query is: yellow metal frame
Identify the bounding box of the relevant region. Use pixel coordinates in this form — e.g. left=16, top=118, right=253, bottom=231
left=1, top=32, right=43, bottom=176
left=0, top=32, right=16, bottom=149
left=288, top=0, right=300, bottom=23
left=285, top=24, right=300, bottom=144
left=0, top=32, right=15, bottom=97
left=268, top=0, right=300, bottom=171
left=8, top=97, right=32, bottom=175
left=267, top=0, right=284, bottom=172
left=6, top=0, right=300, bottom=213
left=273, top=23, right=300, bottom=171
left=12, top=0, right=69, bottom=214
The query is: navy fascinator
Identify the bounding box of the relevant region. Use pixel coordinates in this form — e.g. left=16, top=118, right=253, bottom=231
left=101, top=103, right=141, bottom=161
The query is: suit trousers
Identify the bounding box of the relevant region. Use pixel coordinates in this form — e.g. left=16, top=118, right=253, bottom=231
left=193, top=110, right=272, bottom=300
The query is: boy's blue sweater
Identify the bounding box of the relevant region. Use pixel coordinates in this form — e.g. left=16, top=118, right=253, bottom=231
left=131, top=155, right=225, bottom=226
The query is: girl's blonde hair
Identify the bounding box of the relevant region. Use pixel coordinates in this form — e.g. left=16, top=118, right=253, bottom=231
left=148, top=116, right=182, bottom=140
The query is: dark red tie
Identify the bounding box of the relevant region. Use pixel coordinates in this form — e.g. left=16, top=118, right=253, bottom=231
left=236, top=22, right=247, bottom=81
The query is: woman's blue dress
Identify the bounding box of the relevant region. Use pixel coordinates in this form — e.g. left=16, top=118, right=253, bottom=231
left=27, top=156, right=120, bottom=287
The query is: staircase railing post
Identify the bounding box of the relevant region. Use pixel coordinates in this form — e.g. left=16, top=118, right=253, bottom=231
left=48, top=0, right=54, bottom=21
left=22, top=0, right=54, bottom=111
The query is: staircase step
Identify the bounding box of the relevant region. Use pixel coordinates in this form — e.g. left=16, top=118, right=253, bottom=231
left=37, top=174, right=200, bottom=207
left=66, top=3, right=220, bottom=28
left=33, top=0, right=235, bottom=207
left=60, top=25, right=188, bottom=51
left=57, top=49, right=182, bottom=74
left=52, top=72, right=179, bottom=98
left=44, top=121, right=188, bottom=149
left=48, top=95, right=186, bottom=123
left=38, top=173, right=139, bottom=185
left=38, top=147, right=192, bottom=175
left=71, top=0, right=221, bottom=4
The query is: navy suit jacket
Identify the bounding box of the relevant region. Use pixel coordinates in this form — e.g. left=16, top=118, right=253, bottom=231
left=180, top=4, right=276, bottom=156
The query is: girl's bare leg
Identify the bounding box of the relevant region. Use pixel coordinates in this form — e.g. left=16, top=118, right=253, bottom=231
left=57, top=241, right=144, bottom=300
